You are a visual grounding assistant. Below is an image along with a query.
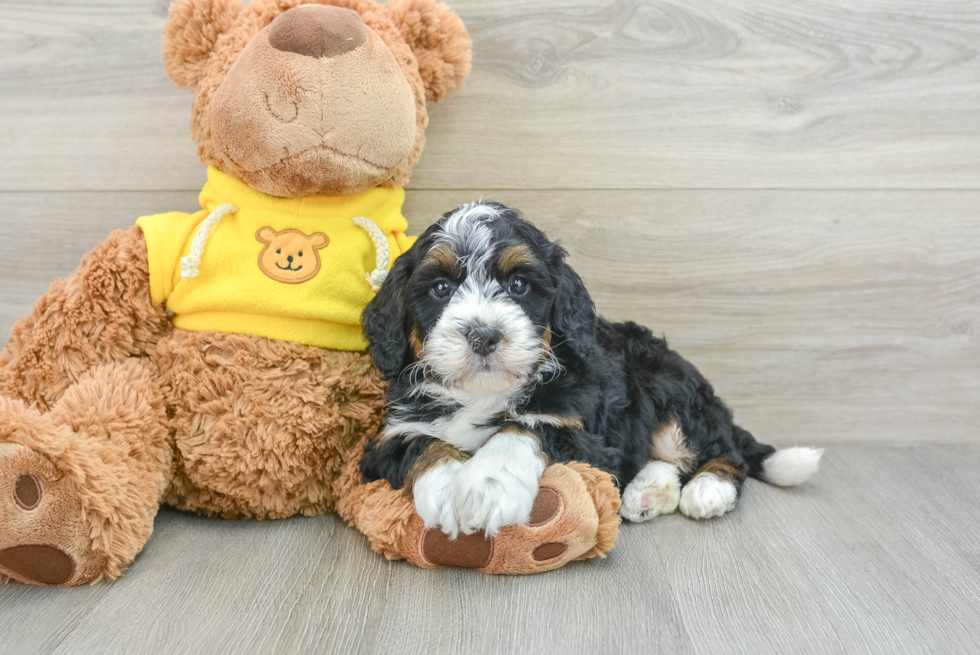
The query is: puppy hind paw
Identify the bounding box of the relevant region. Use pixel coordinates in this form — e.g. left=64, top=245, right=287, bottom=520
left=619, top=461, right=680, bottom=522
left=678, top=473, right=738, bottom=520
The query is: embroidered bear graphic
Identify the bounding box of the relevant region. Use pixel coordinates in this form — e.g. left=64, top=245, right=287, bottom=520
left=255, top=227, right=329, bottom=284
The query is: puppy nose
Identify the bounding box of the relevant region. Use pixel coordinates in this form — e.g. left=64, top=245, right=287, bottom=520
left=268, top=5, right=368, bottom=59
left=468, top=327, right=502, bottom=357
left=287, top=255, right=294, bottom=263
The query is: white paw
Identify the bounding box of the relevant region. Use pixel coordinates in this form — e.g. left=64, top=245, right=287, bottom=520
left=413, top=461, right=464, bottom=538
left=679, top=473, right=738, bottom=520
left=620, top=461, right=681, bottom=522
left=451, top=432, right=545, bottom=537
left=453, top=467, right=537, bottom=537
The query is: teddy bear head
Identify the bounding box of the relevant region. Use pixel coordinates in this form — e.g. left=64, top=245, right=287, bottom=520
left=162, top=0, right=471, bottom=198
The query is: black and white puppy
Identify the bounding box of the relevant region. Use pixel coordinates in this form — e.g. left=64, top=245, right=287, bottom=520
left=360, top=202, right=822, bottom=537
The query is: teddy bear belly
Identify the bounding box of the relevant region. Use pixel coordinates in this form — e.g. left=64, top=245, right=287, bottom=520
left=155, top=328, right=386, bottom=519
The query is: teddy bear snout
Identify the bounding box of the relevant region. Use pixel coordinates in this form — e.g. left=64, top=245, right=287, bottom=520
left=268, top=5, right=368, bottom=59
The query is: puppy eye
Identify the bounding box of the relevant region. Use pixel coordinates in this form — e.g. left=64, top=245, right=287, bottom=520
left=298, top=251, right=303, bottom=257
left=508, top=276, right=529, bottom=296
left=431, top=279, right=454, bottom=299
left=276, top=249, right=281, bottom=254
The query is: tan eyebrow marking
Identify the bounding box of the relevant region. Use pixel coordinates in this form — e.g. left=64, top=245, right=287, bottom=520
left=497, top=244, right=539, bottom=274
left=421, top=244, right=460, bottom=274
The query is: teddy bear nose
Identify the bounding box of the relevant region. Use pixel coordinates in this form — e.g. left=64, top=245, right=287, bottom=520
left=268, top=5, right=368, bottom=59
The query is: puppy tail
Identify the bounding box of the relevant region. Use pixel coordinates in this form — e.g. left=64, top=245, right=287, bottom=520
left=758, top=447, right=824, bottom=486
left=736, top=426, right=824, bottom=487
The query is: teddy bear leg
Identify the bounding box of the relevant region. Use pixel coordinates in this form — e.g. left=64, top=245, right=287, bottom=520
left=335, top=447, right=621, bottom=574
left=0, top=359, right=172, bottom=586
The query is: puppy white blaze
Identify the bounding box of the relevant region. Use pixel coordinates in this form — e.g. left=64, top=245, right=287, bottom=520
left=434, top=202, right=499, bottom=271
left=452, top=431, right=546, bottom=537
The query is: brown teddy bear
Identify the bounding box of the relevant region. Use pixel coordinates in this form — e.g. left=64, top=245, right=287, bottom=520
left=0, top=0, right=620, bottom=586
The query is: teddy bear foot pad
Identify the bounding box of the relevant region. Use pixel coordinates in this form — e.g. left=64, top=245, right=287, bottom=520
left=419, top=487, right=568, bottom=569
left=0, top=442, right=99, bottom=586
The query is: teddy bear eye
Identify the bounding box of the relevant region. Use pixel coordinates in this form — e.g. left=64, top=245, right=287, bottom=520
left=276, top=249, right=281, bottom=254
left=299, top=251, right=303, bottom=257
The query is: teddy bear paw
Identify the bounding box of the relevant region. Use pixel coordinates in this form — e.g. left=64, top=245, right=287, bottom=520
left=0, top=442, right=101, bottom=586
left=418, top=485, right=567, bottom=569
left=410, top=462, right=620, bottom=574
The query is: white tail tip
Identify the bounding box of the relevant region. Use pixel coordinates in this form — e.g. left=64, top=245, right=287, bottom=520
left=761, top=447, right=824, bottom=486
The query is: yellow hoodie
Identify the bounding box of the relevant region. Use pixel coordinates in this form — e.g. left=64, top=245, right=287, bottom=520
left=136, top=167, right=414, bottom=351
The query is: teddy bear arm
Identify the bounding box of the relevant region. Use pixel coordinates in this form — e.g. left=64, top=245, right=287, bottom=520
left=0, top=226, right=170, bottom=411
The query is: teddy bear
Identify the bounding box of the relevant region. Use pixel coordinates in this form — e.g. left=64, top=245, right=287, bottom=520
left=0, top=0, right=620, bottom=587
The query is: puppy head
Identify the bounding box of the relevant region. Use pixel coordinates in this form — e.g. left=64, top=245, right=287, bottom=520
left=363, top=202, right=598, bottom=395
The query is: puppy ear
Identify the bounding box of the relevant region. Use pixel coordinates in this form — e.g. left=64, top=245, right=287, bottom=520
left=162, top=0, right=243, bottom=88
left=549, top=256, right=599, bottom=362
left=387, top=0, right=472, bottom=102
left=362, top=252, right=415, bottom=379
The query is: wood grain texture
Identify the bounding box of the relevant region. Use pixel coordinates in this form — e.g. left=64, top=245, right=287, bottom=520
left=2, top=189, right=975, bottom=445
left=1, top=0, right=979, bottom=191
left=1, top=446, right=979, bottom=654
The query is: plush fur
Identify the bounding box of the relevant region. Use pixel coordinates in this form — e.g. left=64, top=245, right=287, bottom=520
left=361, top=203, right=824, bottom=536
left=0, top=0, right=620, bottom=586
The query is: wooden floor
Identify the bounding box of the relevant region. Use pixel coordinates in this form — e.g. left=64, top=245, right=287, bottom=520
left=1, top=0, right=979, bottom=653
left=0, top=446, right=978, bottom=655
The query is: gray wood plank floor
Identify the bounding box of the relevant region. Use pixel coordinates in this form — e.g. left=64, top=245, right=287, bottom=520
left=1, top=446, right=978, bottom=655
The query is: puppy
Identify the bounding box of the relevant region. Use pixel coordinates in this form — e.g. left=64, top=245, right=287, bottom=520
left=360, top=202, right=823, bottom=537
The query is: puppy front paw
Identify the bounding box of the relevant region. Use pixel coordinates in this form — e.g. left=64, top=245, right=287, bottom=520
left=413, top=461, right=465, bottom=538
left=452, top=463, right=539, bottom=537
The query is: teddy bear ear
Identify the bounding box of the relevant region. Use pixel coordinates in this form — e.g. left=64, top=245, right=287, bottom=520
left=162, top=0, right=243, bottom=88
left=387, top=0, right=473, bottom=102
left=255, top=227, right=277, bottom=244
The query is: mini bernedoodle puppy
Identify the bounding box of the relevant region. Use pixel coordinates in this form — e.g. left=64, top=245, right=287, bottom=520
left=360, top=202, right=823, bottom=538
